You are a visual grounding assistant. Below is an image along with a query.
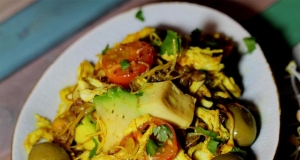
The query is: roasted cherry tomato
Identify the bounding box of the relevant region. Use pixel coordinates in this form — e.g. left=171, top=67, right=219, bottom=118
left=120, top=117, right=178, bottom=160
left=102, top=41, right=154, bottom=87
left=150, top=118, right=178, bottom=160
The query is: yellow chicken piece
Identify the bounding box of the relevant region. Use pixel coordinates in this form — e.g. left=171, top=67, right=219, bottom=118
left=195, top=107, right=230, bottom=141
left=175, top=148, right=192, bottom=160
left=188, top=139, right=214, bottom=160
left=56, top=86, right=74, bottom=117
left=78, top=60, right=94, bottom=79
left=78, top=77, right=107, bottom=102
left=178, top=47, right=223, bottom=71
left=222, top=76, right=241, bottom=98
left=121, top=27, right=155, bottom=44
left=24, top=114, right=53, bottom=153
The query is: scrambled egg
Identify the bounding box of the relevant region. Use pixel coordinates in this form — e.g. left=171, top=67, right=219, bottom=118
left=178, top=47, right=223, bottom=71
left=24, top=114, right=53, bottom=153
left=121, top=27, right=155, bottom=44
left=175, top=148, right=192, bottom=160
left=196, top=107, right=230, bottom=141
left=56, top=86, right=74, bottom=117
left=24, top=27, right=244, bottom=160
left=188, top=138, right=214, bottom=160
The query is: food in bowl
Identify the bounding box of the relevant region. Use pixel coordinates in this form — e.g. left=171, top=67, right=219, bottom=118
left=24, top=27, right=257, bottom=160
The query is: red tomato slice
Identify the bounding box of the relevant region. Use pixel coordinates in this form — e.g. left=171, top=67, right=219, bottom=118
left=148, top=118, right=178, bottom=160
left=102, top=41, right=154, bottom=87
left=120, top=117, right=178, bottom=160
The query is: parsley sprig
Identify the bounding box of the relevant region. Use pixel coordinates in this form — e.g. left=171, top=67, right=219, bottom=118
left=120, top=59, right=130, bottom=70
left=160, top=30, right=182, bottom=55
left=195, top=126, right=222, bottom=155
left=153, top=124, right=173, bottom=142
left=243, top=37, right=256, bottom=53
left=89, top=137, right=98, bottom=159
left=135, top=9, right=145, bottom=22
left=196, top=126, right=246, bottom=156
left=146, top=124, right=173, bottom=157
left=101, top=44, right=110, bottom=55
left=146, top=138, right=162, bottom=157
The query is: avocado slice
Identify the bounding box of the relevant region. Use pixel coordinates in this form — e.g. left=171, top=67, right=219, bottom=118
left=94, top=81, right=196, bottom=152
left=94, top=87, right=140, bottom=152
left=74, top=113, right=99, bottom=150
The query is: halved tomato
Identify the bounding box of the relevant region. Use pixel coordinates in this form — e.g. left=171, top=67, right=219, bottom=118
left=102, top=41, right=154, bottom=87
left=120, top=117, right=178, bottom=160
left=148, top=118, right=178, bottom=160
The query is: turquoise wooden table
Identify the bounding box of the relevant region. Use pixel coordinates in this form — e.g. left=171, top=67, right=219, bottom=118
left=0, top=0, right=124, bottom=81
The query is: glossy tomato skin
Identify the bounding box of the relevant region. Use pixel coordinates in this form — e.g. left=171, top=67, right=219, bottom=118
left=150, top=118, right=178, bottom=160
left=102, top=41, right=154, bottom=87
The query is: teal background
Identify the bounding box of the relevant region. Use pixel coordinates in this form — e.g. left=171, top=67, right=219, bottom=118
left=261, top=0, right=300, bottom=47
left=0, top=0, right=299, bottom=81
left=0, top=0, right=123, bottom=81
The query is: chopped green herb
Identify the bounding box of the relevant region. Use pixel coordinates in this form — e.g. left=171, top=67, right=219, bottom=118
left=153, top=124, right=173, bottom=142
left=102, top=44, right=110, bottom=55
left=136, top=91, right=144, bottom=97
left=89, top=137, right=98, bottom=159
left=190, top=28, right=202, bottom=46
left=196, top=126, right=224, bottom=143
left=207, top=138, right=219, bottom=155
left=160, top=30, right=182, bottom=55
left=230, top=147, right=247, bottom=158
left=195, top=126, right=217, bottom=138
left=195, top=126, right=226, bottom=155
left=205, top=41, right=218, bottom=47
left=120, top=59, right=130, bottom=70
left=135, top=9, right=145, bottom=21
left=152, top=39, right=162, bottom=46
left=243, top=37, right=256, bottom=53
left=191, top=28, right=202, bottom=37
left=146, top=138, right=159, bottom=157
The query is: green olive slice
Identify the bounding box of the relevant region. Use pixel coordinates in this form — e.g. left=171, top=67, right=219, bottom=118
left=227, top=104, right=257, bottom=147
left=28, top=142, right=69, bottom=160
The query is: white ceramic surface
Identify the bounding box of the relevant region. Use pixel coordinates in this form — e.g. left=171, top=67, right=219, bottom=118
left=12, top=2, right=280, bottom=160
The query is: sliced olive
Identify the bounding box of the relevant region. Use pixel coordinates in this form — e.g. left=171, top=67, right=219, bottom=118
left=28, top=142, right=69, bottom=160
left=227, top=104, right=257, bottom=147
left=212, top=153, right=244, bottom=160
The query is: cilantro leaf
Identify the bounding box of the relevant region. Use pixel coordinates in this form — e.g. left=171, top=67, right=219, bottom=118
left=135, top=9, right=145, bottom=22
left=195, top=126, right=224, bottom=143
left=153, top=124, right=173, bottom=142
left=102, top=44, right=109, bottom=55
left=195, top=126, right=217, bottom=138
left=120, top=59, right=130, bottom=70
left=207, top=138, right=219, bottom=155
left=89, top=138, right=98, bottom=159
left=146, top=138, right=159, bottom=157
left=243, top=37, right=256, bottom=53
left=160, top=30, right=182, bottom=55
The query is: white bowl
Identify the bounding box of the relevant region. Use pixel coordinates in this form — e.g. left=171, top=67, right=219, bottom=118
left=12, top=2, right=280, bottom=159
